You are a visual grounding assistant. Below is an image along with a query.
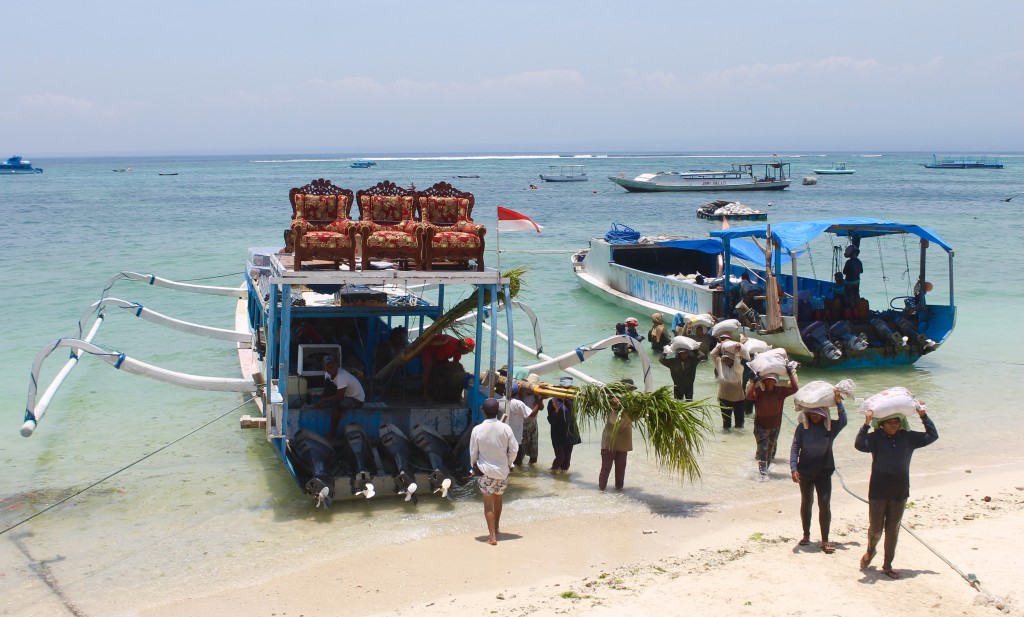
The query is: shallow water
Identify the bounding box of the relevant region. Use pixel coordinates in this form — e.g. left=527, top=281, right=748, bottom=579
left=2, top=152, right=1023, bottom=615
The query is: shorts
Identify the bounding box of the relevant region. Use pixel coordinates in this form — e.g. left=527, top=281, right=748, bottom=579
left=477, top=475, right=509, bottom=496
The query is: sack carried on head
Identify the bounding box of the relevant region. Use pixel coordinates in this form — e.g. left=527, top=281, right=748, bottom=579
left=711, top=319, right=742, bottom=340
left=794, top=379, right=856, bottom=409
left=748, top=347, right=789, bottom=378
left=718, top=340, right=747, bottom=361
left=667, top=335, right=699, bottom=354
left=858, top=387, right=917, bottom=429
left=741, top=337, right=770, bottom=359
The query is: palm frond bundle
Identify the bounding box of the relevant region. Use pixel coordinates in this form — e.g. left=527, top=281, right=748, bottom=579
left=374, top=267, right=526, bottom=378
left=574, top=382, right=716, bottom=482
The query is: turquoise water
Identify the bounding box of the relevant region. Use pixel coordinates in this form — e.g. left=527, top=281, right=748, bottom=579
left=2, top=153, right=1023, bottom=615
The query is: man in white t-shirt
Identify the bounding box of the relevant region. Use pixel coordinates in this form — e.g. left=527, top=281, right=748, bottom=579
left=311, top=355, right=365, bottom=437
left=470, top=398, right=518, bottom=545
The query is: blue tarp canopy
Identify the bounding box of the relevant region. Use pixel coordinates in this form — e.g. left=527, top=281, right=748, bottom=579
left=655, top=238, right=799, bottom=266
left=709, top=217, right=953, bottom=253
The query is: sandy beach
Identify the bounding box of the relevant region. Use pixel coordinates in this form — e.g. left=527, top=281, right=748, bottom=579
left=141, top=461, right=1023, bottom=617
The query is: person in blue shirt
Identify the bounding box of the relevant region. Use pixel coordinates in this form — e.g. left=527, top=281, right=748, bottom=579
left=855, top=401, right=938, bottom=578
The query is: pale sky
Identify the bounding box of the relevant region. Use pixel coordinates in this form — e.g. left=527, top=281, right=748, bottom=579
left=5, top=1, right=1022, bottom=156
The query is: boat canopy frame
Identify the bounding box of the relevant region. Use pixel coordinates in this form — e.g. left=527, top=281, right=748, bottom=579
left=710, top=217, right=955, bottom=320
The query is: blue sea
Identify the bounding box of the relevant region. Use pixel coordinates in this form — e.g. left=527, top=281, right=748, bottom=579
left=2, top=153, right=1023, bottom=615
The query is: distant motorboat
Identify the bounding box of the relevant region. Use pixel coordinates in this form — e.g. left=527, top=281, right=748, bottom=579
left=350, top=160, right=377, bottom=168
left=1, top=155, right=43, bottom=174
left=923, top=155, right=1003, bottom=169
left=609, top=162, right=791, bottom=192
left=540, top=164, right=588, bottom=182
left=158, top=172, right=179, bottom=176
left=113, top=168, right=132, bottom=172
left=813, top=161, right=855, bottom=175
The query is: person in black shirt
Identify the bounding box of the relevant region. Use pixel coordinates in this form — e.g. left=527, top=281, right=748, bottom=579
left=854, top=402, right=938, bottom=578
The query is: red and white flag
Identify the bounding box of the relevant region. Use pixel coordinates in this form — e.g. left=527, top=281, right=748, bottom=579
left=497, top=206, right=543, bottom=233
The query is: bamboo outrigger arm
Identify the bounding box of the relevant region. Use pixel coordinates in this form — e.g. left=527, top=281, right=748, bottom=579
left=78, top=298, right=251, bottom=342
left=23, top=338, right=258, bottom=437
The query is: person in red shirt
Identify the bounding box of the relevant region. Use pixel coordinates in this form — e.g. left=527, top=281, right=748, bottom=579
left=746, top=365, right=799, bottom=480
left=420, top=334, right=475, bottom=400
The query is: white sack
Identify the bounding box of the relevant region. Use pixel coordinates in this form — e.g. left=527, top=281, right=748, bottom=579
left=748, top=347, right=789, bottom=377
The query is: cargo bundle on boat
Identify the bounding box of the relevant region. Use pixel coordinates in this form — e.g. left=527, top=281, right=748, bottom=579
left=696, top=200, right=767, bottom=221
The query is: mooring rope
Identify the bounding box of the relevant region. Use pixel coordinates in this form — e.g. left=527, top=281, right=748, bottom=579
left=1, top=394, right=258, bottom=537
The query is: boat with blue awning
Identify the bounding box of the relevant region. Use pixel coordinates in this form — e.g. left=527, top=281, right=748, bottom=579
left=573, top=218, right=955, bottom=368
left=923, top=155, right=1003, bottom=169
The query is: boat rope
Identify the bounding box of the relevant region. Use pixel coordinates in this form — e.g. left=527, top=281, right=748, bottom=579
left=604, top=223, right=641, bottom=245
left=900, top=235, right=913, bottom=295
left=1, top=394, right=259, bottom=538
left=805, top=243, right=817, bottom=280
left=780, top=410, right=1004, bottom=604
left=876, top=238, right=890, bottom=303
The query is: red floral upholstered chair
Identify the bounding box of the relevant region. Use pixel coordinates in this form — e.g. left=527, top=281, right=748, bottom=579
left=418, top=182, right=486, bottom=271
left=289, top=179, right=358, bottom=270
left=355, top=181, right=424, bottom=270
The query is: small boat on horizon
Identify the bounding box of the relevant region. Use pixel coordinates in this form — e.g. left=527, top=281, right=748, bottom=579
left=350, top=160, right=377, bottom=168
left=539, top=164, right=588, bottom=182
left=158, top=172, right=179, bottom=176
left=923, top=155, right=1003, bottom=169
left=2, top=155, right=43, bottom=174
left=609, top=162, right=791, bottom=192
left=813, top=161, right=855, bottom=175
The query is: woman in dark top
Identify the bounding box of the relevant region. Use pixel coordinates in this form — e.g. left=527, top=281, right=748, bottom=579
left=789, top=390, right=848, bottom=553
left=854, top=402, right=938, bottom=578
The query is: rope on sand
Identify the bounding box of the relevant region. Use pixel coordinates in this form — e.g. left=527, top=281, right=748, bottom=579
left=0, top=395, right=259, bottom=537
left=786, top=412, right=1010, bottom=609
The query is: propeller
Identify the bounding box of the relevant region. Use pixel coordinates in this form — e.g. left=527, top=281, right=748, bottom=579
left=356, top=483, right=376, bottom=499
left=434, top=477, right=453, bottom=498
left=315, top=486, right=331, bottom=508
left=402, top=482, right=419, bottom=504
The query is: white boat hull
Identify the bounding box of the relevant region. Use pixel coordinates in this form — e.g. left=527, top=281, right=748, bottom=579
left=609, top=175, right=790, bottom=192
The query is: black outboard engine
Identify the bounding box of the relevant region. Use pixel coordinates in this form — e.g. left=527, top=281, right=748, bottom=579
left=291, top=430, right=337, bottom=508
left=892, top=315, right=938, bottom=354
left=801, top=321, right=842, bottom=361
left=870, top=316, right=908, bottom=349
left=378, top=423, right=419, bottom=503
left=344, top=423, right=377, bottom=498
left=828, top=320, right=868, bottom=352
left=411, top=424, right=455, bottom=498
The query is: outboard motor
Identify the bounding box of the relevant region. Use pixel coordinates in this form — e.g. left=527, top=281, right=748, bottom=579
left=735, top=301, right=761, bottom=330
left=828, top=321, right=869, bottom=352
left=801, top=321, right=842, bottom=361
left=378, top=423, right=419, bottom=504
left=892, top=315, right=938, bottom=354
left=291, top=430, right=337, bottom=508
left=344, top=423, right=377, bottom=498
left=411, top=424, right=455, bottom=498
left=870, top=316, right=908, bottom=349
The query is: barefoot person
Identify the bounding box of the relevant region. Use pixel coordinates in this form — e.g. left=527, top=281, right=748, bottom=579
left=746, top=363, right=799, bottom=479
left=854, top=400, right=938, bottom=578
left=469, top=398, right=518, bottom=545
left=789, top=389, right=848, bottom=553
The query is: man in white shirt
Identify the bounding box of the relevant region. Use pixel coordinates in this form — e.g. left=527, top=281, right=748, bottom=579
left=311, top=355, right=365, bottom=438
left=470, top=398, right=518, bottom=545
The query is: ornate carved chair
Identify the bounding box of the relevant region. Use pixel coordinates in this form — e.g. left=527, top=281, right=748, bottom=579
left=355, top=181, right=424, bottom=270
left=288, top=179, right=358, bottom=270
left=418, top=182, right=487, bottom=271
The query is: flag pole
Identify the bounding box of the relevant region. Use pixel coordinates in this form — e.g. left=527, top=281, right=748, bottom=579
left=495, top=206, right=502, bottom=273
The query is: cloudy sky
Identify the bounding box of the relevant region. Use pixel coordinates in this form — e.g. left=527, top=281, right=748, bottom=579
left=5, top=1, right=1022, bottom=156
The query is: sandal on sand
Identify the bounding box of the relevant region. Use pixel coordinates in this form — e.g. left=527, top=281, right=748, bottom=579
left=822, top=542, right=836, bottom=554
left=860, top=551, right=875, bottom=569
left=798, top=537, right=810, bottom=546
left=881, top=567, right=901, bottom=579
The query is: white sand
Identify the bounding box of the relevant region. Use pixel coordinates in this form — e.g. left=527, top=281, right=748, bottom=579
left=141, top=462, right=1023, bottom=617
